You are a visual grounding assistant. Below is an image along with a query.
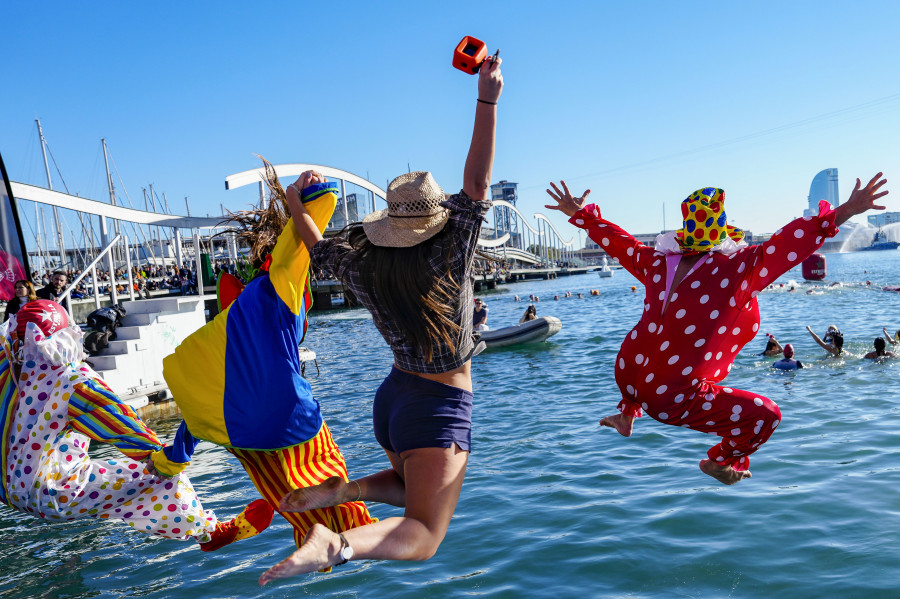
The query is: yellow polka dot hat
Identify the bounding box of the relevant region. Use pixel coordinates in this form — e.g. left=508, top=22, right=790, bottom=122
left=676, top=187, right=744, bottom=252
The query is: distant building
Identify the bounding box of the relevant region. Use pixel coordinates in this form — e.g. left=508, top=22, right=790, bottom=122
left=346, top=192, right=364, bottom=222
left=802, top=168, right=862, bottom=251
left=491, top=181, right=521, bottom=249
left=868, top=212, right=900, bottom=228
left=804, top=168, right=839, bottom=217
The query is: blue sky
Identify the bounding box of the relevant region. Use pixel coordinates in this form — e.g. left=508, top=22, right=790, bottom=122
left=3, top=1, right=899, bottom=246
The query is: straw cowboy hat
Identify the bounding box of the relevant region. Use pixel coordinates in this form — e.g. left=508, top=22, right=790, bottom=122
left=362, top=171, right=450, bottom=248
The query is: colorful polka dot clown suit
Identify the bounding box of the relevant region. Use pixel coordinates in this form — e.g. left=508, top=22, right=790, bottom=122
left=569, top=191, right=839, bottom=475
left=0, top=301, right=272, bottom=549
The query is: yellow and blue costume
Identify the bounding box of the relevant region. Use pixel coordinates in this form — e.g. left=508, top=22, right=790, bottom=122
left=163, top=182, right=375, bottom=550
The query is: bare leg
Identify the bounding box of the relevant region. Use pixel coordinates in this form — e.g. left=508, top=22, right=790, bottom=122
left=279, top=467, right=406, bottom=512
left=699, top=460, right=752, bottom=485
left=260, top=445, right=468, bottom=585
left=599, top=412, right=635, bottom=437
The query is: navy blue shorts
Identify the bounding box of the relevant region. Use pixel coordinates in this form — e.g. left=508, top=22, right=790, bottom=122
left=373, top=366, right=473, bottom=454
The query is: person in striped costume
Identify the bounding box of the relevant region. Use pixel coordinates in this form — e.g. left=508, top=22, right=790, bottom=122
left=162, top=162, right=376, bottom=568
left=0, top=300, right=273, bottom=548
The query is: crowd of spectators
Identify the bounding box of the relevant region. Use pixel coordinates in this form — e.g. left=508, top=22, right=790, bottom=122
left=26, top=264, right=202, bottom=301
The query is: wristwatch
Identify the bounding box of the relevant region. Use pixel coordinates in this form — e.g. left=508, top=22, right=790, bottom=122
left=337, top=533, right=353, bottom=565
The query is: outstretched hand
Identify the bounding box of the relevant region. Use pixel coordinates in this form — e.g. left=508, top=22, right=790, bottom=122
left=545, top=181, right=591, bottom=218
left=835, top=172, right=888, bottom=226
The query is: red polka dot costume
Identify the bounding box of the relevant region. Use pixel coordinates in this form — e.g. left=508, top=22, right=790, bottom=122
left=570, top=197, right=838, bottom=472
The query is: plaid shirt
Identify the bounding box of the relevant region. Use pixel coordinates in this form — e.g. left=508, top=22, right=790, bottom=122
left=311, top=190, right=490, bottom=374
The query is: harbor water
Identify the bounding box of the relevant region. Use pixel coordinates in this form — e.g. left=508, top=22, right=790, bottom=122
left=1, top=250, right=898, bottom=598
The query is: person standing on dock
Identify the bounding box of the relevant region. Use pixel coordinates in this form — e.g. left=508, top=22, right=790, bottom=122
left=546, top=173, right=888, bottom=485
left=162, top=161, right=376, bottom=566
left=0, top=300, right=273, bottom=550
left=259, top=53, right=502, bottom=584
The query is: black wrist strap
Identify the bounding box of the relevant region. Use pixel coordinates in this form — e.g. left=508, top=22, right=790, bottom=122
left=477, top=98, right=497, bottom=105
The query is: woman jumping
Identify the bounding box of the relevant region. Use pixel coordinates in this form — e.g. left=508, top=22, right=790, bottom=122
left=259, top=54, right=503, bottom=584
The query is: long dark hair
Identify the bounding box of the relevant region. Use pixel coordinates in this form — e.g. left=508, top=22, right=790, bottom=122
left=874, top=337, right=887, bottom=356
left=215, top=157, right=290, bottom=272
left=833, top=332, right=844, bottom=355
left=343, top=223, right=460, bottom=363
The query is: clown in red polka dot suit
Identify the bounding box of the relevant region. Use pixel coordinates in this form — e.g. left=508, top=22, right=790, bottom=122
left=547, top=175, right=888, bottom=485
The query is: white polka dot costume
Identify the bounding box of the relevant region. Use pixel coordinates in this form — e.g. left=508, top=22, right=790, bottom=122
left=570, top=199, right=838, bottom=471
left=0, top=319, right=218, bottom=542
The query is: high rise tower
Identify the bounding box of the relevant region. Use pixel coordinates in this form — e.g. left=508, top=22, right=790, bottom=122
left=491, top=180, right=520, bottom=249
left=805, top=168, right=839, bottom=216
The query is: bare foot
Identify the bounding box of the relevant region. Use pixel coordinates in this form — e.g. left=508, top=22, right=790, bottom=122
left=259, top=524, right=338, bottom=585
left=599, top=412, right=635, bottom=437
left=699, top=459, right=752, bottom=485
left=280, top=476, right=352, bottom=512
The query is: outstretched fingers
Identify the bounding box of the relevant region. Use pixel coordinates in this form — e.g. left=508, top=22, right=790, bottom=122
left=545, top=181, right=592, bottom=217
left=866, top=172, right=886, bottom=190
left=546, top=181, right=565, bottom=201
left=861, top=173, right=890, bottom=209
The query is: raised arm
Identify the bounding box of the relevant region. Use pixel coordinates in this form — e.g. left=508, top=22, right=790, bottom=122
left=767, top=336, right=784, bottom=355
left=546, top=181, right=655, bottom=283
left=271, top=173, right=337, bottom=314
left=463, top=56, right=503, bottom=201
left=883, top=327, right=898, bottom=345
left=67, top=378, right=165, bottom=461
left=806, top=326, right=838, bottom=355
left=834, top=173, right=889, bottom=227
left=284, top=171, right=330, bottom=250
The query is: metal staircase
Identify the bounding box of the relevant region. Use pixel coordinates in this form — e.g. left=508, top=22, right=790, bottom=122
left=89, top=295, right=209, bottom=405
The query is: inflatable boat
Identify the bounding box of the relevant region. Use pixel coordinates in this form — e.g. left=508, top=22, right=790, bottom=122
left=480, top=316, right=562, bottom=349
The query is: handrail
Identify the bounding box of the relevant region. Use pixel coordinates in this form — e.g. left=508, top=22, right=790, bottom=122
left=61, top=234, right=135, bottom=318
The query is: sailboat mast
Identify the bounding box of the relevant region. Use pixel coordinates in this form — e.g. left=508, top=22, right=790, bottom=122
left=36, top=119, right=67, bottom=269
left=101, top=138, right=117, bottom=206
left=101, top=137, right=123, bottom=266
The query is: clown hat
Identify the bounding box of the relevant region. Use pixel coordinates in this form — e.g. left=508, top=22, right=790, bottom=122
left=14, top=299, right=69, bottom=340
left=676, top=187, right=744, bottom=251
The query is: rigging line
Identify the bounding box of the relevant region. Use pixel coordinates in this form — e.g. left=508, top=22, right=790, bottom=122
left=62, top=218, right=87, bottom=266
left=104, top=144, right=157, bottom=268
left=87, top=144, right=104, bottom=200
left=18, top=201, right=41, bottom=244
left=106, top=144, right=137, bottom=209
left=150, top=187, right=174, bottom=244
left=42, top=140, right=71, bottom=195
left=520, top=91, right=900, bottom=190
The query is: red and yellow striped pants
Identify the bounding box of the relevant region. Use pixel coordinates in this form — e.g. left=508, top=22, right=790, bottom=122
left=228, top=421, right=376, bottom=548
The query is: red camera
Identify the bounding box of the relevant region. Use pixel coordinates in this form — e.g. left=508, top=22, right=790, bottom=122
left=452, top=36, right=490, bottom=74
